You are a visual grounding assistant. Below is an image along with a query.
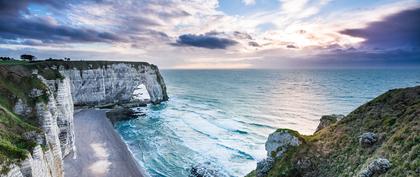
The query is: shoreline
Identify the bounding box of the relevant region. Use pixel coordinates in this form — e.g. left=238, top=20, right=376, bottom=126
left=64, top=109, right=148, bottom=177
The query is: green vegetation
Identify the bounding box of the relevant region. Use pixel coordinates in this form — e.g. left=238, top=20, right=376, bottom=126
left=247, top=86, right=420, bottom=177
left=1, top=60, right=153, bottom=80
left=0, top=104, right=40, bottom=174
left=0, top=65, right=47, bottom=174
left=0, top=60, right=157, bottom=174
left=30, top=60, right=150, bottom=70
left=0, top=61, right=30, bottom=65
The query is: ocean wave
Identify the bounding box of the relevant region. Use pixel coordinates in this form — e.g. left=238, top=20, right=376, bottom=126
left=216, top=143, right=255, bottom=161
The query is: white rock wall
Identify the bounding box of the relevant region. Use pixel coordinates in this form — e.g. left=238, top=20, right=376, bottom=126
left=43, top=77, right=76, bottom=158
left=4, top=62, right=167, bottom=177
left=34, top=94, right=64, bottom=177
left=63, top=63, right=168, bottom=105
left=2, top=165, right=23, bottom=177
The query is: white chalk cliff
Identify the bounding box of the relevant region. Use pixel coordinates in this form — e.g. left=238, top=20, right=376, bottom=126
left=3, top=62, right=168, bottom=177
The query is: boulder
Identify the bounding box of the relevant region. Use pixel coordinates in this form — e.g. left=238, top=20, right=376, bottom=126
left=106, top=108, right=137, bottom=125
left=359, top=158, right=391, bottom=177
left=120, top=100, right=148, bottom=108
left=315, top=114, right=344, bottom=132
left=359, top=132, right=378, bottom=147
left=189, top=162, right=227, bottom=177
left=256, top=157, right=274, bottom=177
left=13, top=99, right=32, bottom=117
left=29, top=88, right=44, bottom=98
left=265, top=129, right=301, bottom=157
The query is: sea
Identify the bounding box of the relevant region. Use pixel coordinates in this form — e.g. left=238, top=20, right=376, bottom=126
left=115, top=69, right=420, bottom=177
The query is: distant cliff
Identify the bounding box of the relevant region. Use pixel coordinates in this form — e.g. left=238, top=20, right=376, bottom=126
left=0, top=61, right=168, bottom=177
left=246, top=86, right=420, bottom=177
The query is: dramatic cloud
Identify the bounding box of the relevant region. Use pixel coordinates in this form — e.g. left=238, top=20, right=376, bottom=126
left=341, top=8, right=420, bottom=49
left=174, top=34, right=238, bottom=49
left=0, top=0, right=418, bottom=68
left=0, top=17, right=124, bottom=44
left=0, top=0, right=65, bottom=15
left=0, top=0, right=125, bottom=44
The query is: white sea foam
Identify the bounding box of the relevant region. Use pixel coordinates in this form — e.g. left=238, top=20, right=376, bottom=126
left=116, top=69, right=420, bottom=177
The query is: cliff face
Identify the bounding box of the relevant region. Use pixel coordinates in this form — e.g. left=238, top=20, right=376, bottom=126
left=246, top=86, right=420, bottom=177
left=64, top=63, right=168, bottom=105
left=0, top=61, right=168, bottom=177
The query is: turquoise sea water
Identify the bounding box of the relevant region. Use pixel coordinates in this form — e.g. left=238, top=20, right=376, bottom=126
left=116, top=69, right=420, bottom=177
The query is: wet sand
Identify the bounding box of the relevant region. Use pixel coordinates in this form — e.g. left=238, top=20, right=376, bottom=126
left=64, top=109, right=147, bottom=177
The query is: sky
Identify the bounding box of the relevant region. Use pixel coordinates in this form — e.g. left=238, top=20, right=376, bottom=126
left=0, top=0, right=419, bottom=69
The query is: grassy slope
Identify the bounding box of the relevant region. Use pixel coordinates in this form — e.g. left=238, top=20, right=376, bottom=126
left=247, top=86, right=420, bottom=177
left=0, top=63, right=47, bottom=174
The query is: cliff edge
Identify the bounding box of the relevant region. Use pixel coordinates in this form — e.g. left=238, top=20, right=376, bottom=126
left=246, top=86, right=420, bottom=177
left=0, top=61, right=168, bottom=177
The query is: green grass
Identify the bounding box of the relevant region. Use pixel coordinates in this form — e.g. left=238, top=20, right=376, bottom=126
left=246, top=86, right=420, bottom=177
left=0, top=65, right=48, bottom=174
left=0, top=61, right=30, bottom=65
left=0, top=104, right=40, bottom=174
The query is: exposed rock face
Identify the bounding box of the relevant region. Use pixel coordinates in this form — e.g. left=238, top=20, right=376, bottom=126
left=189, top=162, right=228, bottom=177
left=246, top=86, right=420, bottom=177
left=256, top=157, right=274, bottom=177
left=2, top=165, right=23, bottom=177
left=13, top=99, right=32, bottom=117
left=41, top=76, right=76, bottom=159
left=359, top=132, right=378, bottom=147
left=105, top=108, right=137, bottom=125
left=265, top=130, right=301, bottom=157
left=255, top=130, right=301, bottom=177
left=359, top=158, right=391, bottom=177
left=2, top=61, right=168, bottom=177
left=63, top=63, right=168, bottom=105
left=315, top=114, right=344, bottom=132
left=22, top=146, right=61, bottom=177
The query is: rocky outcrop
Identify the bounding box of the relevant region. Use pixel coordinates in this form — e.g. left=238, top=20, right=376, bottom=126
left=315, top=114, right=344, bottom=132
left=359, top=132, right=378, bottom=147
left=105, top=108, right=137, bottom=125
left=359, top=158, right=391, bottom=177
left=265, top=130, right=301, bottom=157
left=1, top=61, right=168, bottom=177
left=256, top=157, right=274, bottom=177
left=189, top=162, right=228, bottom=177
left=256, top=130, right=302, bottom=177
left=246, top=86, right=420, bottom=177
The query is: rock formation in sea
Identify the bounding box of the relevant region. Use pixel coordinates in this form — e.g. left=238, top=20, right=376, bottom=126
left=0, top=61, right=168, bottom=177
left=246, top=86, right=420, bottom=177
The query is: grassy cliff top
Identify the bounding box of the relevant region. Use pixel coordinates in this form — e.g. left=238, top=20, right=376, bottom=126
left=0, top=60, right=157, bottom=81
left=0, top=60, right=153, bottom=69
left=247, top=86, right=420, bottom=177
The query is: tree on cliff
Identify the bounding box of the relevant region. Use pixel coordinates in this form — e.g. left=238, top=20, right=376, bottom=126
left=20, top=54, right=36, bottom=61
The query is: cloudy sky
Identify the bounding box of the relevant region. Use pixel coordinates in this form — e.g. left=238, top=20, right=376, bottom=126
left=0, top=0, right=419, bottom=68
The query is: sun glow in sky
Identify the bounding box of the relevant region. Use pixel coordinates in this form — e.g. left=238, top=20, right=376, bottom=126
left=0, top=0, right=419, bottom=68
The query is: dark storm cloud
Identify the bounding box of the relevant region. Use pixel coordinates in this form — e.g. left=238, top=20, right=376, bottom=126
left=173, top=34, right=238, bottom=49
left=341, top=8, right=420, bottom=49
left=0, top=0, right=68, bottom=15
left=0, top=16, right=124, bottom=44
left=0, top=0, right=125, bottom=44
